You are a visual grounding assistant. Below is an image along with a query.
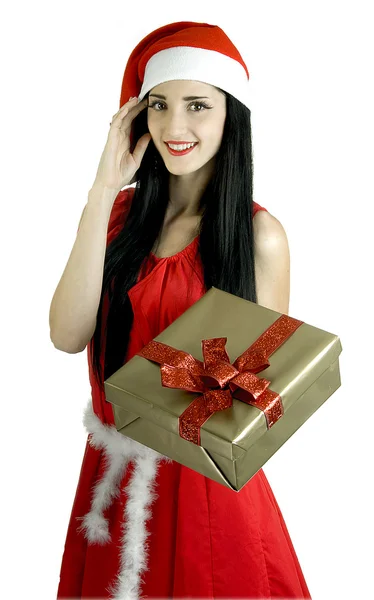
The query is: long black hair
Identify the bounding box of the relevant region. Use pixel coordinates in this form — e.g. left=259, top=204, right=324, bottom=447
left=90, top=87, right=257, bottom=391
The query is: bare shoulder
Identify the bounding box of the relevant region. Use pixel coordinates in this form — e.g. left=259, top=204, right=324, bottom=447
left=252, top=209, right=290, bottom=315
left=253, top=208, right=289, bottom=248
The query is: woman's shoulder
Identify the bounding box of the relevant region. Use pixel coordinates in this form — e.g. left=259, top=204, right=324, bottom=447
left=253, top=202, right=282, bottom=239
left=252, top=204, right=289, bottom=259
left=253, top=200, right=268, bottom=216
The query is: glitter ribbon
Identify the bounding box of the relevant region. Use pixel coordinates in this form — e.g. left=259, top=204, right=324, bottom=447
left=136, top=314, right=304, bottom=445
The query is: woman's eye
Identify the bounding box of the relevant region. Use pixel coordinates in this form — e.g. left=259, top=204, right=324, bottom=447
left=148, top=101, right=211, bottom=112
left=148, top=101, right=164, bottom=110
left=190, top=102, right=205, bottom=111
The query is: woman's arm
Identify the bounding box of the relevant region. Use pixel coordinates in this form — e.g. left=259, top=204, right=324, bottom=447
left=253, top=210, right=291, bottom=315
left=49, top=185, right=118, bottom=353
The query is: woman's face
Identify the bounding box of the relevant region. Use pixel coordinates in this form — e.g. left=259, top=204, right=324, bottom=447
left=147, top=80, right=226, bottom=176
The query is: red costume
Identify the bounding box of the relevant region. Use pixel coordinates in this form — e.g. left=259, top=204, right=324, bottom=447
left=57, top=187, right=312, bottom=599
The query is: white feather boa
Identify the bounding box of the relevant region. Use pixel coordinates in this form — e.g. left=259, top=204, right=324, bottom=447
left=76, top=399, right=172, bottom=600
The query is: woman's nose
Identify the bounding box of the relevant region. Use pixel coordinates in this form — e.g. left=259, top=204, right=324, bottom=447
left=164, top=109, right=190, bottom=130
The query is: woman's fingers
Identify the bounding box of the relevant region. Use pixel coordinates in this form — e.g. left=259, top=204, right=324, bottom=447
left=111, top=96, right=146, bottom=124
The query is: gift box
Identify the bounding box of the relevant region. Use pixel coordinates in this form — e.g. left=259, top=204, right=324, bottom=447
left=104, top=286, right=342, bottom=492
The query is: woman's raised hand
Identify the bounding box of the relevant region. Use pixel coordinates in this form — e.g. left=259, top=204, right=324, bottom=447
left=92, top=97, right=151, bottom=194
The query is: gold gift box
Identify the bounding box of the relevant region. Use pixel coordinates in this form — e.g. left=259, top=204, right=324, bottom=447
left=104, top=287, right=342, bottom=492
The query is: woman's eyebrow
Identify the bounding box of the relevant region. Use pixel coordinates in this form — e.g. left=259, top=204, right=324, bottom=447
left=148, top=94, right=210, bottom=101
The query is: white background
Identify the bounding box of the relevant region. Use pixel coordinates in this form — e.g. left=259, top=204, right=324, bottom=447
left=2, top=1, right=373, bottom=598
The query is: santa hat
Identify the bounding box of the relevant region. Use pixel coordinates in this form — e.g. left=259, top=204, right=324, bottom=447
left=119, top=21, right=252, bottom=112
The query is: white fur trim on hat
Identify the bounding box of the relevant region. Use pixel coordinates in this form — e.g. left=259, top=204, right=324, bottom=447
left=139, top=46, right=252, bottom=111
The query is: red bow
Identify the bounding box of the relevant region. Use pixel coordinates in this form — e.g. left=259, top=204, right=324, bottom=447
left=137, top=314, right=303, bottom=445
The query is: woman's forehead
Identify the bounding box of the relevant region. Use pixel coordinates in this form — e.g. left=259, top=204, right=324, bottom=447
left=149, top=80, right=217, bottom=97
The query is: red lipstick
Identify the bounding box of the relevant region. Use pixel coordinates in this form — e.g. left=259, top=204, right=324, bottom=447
left=164, top=142, right=198, bottom=156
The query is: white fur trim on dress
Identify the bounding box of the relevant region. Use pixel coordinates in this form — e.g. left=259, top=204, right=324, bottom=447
left=76, top=399, right=172, bottom=600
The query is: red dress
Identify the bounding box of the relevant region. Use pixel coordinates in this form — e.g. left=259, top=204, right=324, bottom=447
left=57, top=187, right=312, bottom=599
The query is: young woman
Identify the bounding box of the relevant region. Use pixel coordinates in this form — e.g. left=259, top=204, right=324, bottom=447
left=51, top=21, right=312, bottom=600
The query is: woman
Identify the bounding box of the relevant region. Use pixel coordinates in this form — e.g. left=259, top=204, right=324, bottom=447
left=51, top=20, right=312, bottom=599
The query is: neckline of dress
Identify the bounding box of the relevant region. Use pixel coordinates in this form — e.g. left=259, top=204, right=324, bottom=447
left=149, top=234, right=199, bottom=262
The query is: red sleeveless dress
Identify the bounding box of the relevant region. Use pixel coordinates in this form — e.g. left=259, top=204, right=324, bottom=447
left=57, top=187, right=312, bottom=599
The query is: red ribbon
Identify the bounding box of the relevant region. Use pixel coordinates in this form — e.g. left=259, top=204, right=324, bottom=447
left=136, top=314, right=304, bottom=445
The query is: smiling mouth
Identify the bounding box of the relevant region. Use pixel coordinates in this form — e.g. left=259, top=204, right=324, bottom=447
left=164, top=142, right=198, bottom=156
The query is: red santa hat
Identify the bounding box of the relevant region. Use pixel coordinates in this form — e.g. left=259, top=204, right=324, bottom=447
left=119, top=21, right=252, bottom=111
